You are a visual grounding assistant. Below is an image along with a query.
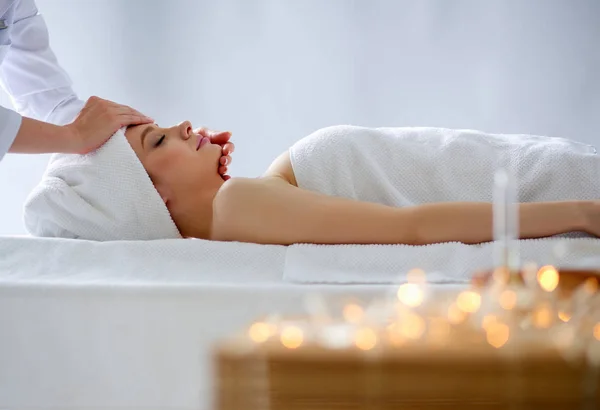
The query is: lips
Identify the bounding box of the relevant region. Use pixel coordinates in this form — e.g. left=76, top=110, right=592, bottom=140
left=196, top=136, right=210, bottom=150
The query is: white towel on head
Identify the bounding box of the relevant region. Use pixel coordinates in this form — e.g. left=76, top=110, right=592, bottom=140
left=23, top=129, right=181, bottom=241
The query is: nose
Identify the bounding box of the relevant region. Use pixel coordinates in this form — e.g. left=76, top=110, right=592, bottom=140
left=177, top=121, right=193, bottom=140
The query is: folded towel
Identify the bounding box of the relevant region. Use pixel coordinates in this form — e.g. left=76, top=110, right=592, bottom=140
left=290, top=125, right=600, bottom=205
left=23, top=129, right=180, bottom=241
left=284, top=238, right=600, bottom=284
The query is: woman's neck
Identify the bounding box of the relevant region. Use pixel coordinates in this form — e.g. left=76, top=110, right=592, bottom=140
left=175, top=178, right=226, bottom=239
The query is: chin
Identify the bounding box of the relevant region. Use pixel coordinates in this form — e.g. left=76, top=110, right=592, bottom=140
left=206, top=143, right=222, bottom=157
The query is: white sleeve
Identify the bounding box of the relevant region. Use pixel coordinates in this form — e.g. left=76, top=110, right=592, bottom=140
left=0, top=105, right=22, bottom=161
left=0, top=0, right=84, bottom=125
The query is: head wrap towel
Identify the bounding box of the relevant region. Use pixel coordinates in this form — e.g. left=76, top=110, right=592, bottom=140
left=23, top=129, right=181, bottom=241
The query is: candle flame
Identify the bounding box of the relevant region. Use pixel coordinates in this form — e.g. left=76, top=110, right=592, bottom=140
left=355, top=327, right=378, bottom=351
left=537, top=266, right=559, bottom=292
left=280, top=326, right=304, bottom=349
left=456, top=291, right=481, bottom=314
left=400, top=313, right=426, bottom=340
left=532, top=304, right=553, bottom=329
left=397, top=283, right=424, bottom=307
left=248, top=322, right=272, bottom=343
left=343, top=304, right=364, bottom=324
left=486, top=322, right=510, bottom=348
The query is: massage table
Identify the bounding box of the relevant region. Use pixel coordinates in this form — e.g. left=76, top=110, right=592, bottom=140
left=1, top=235, right=600, bottom=410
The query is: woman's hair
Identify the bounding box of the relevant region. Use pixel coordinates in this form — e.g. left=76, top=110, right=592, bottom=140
left=23, top=128, right=181, bottom=241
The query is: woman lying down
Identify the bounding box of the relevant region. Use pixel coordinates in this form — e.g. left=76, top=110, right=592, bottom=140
left=24, top=121, right=600, bottom=244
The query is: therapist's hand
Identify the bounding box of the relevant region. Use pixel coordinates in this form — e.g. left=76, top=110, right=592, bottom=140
left=65, top=96, right=154, bottom=154
left=195, top=127, right=235, bottom=180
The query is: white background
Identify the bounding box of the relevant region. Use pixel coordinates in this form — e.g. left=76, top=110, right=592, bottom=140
left=1, top=0, right=599, bottom=235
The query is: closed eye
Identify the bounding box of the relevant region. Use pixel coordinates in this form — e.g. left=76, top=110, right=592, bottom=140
left=154, top=135, right=166, bottom=147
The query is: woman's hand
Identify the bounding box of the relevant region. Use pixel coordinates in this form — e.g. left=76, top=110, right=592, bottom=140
left=195, top=127, right=235, bottom=180
left=65, top=96, right=154, bottom=154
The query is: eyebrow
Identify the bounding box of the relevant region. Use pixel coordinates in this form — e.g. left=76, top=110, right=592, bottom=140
left=140, top=125, right=156, bottom=148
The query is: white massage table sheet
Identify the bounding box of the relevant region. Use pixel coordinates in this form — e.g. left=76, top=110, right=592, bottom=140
left=3, top=236, right=600, bottom=286
left=0, top=236, right=396, bottom=410
left=2, top=236, right=600, bottom=410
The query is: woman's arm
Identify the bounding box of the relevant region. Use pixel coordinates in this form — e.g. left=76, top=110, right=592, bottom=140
left=8, top=97, right=152, bottom=155
left=0, top=0, right=85, bottom=125
left=211, top=178, right=590, bottom=245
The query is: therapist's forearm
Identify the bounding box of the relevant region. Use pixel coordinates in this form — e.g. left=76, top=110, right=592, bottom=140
left=8, top=116, right=76, bottom=154
left=412, top=201, right=586, bottom=245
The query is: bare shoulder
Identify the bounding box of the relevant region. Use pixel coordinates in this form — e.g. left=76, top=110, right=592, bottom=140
left=262, top=150, right=298, bottom=186
left=210, top=176, right=292, bottom=241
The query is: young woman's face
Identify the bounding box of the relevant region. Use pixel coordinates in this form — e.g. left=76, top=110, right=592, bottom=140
left=125, top=121, right=224, bottom=223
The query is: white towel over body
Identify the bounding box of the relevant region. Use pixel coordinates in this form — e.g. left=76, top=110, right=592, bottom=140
left=289, top=125, right=600, bottom=206
left=285, top=125, right=600, bottom=284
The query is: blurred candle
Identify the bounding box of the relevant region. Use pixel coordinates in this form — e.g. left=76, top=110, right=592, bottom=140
left=493, top=169, right=520, bottom=279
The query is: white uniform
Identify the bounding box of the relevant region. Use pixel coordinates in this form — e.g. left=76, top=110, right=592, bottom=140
left=0, top=0, right=83, bottom=161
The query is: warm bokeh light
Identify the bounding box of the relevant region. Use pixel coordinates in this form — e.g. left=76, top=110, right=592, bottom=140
left=537, top=265, right=559, bottom=292
left=343, top=303, right=364, bottom=324
left=583, top=278, right=598, bottom=295
left=558, top=311, right=571, bottom=323
left=397, top=283, right=424, bottom=307
left=447, top=303, right=466, bottom=324
left=249, top=261, right=600, bottom=362
left=594, top=323, right=600, bottom=341
left=355, top=327, right=378, bottom=350
left=248, top=322, right=271, bottom=343
left=492, top=267, right=510, bottom=284
left=482, top=315, right=498, bottom=330
left=407, top=268, right=427, bottom=284
left=486, top=322, right=510, bottom=348
left=280, top=326, right=304, bottom=349
left=499, top=290, right=517, bottom=310
left=400, top=313, right=426, bottom=340
left=427, top=317, right=451, bottom=345
left=456, top=291, right=481, bottom=313
left=386, top=323, right=406, bottom=347
left=532, top=304, right=553, bottom=329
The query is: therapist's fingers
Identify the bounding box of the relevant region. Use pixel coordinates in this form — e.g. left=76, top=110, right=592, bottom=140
left=87, top=99, right=153, bottom=128
left=112, top=106, right=154, bottom=127
left=66, top=96, right=153, bottom=154
left=116, top=113, right=154, bottom=128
